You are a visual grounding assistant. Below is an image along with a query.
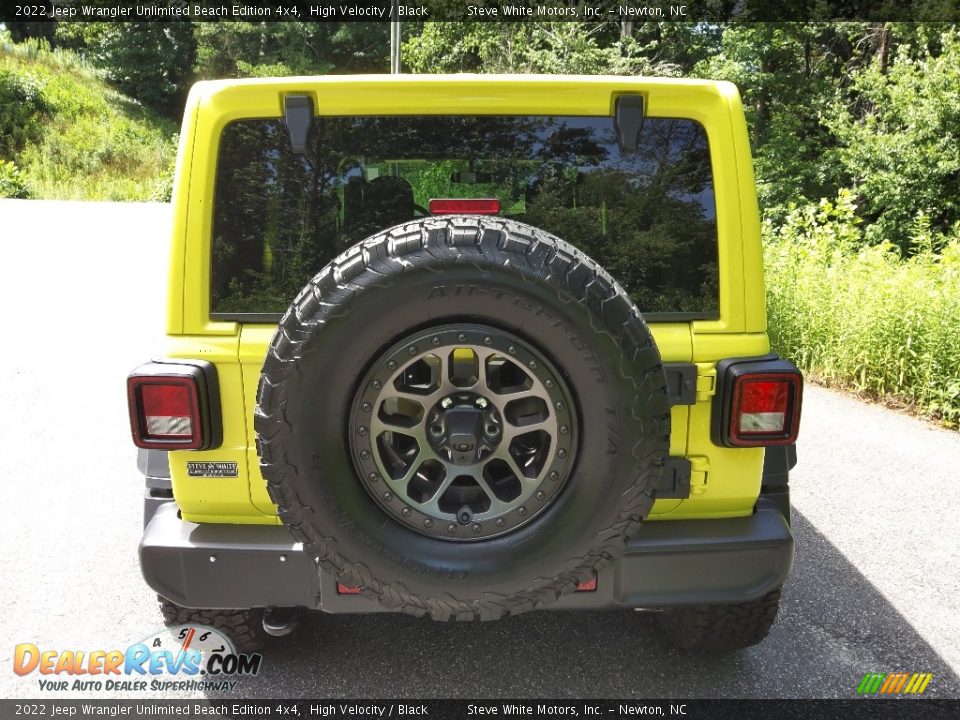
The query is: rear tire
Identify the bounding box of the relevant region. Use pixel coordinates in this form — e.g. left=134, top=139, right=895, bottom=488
left=158, top=598, right=269, bottom=653
left=657, top=587, right=783, bottom=651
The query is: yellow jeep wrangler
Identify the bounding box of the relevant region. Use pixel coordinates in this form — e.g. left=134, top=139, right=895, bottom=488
left=129, top=75, right=802, bottom=652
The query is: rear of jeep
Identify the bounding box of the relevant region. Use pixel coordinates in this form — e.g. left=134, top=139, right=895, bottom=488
left=130, top=75, right=801, bottom=652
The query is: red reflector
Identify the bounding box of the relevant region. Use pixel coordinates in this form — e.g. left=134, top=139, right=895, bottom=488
left=337, top=583, right=362, bottom=595
left=576, top=574, right=597, bottom=592
left=128, top=376, right=202, bottom=450
left=429, top=198, right=501, bottom=215
left=730, top=372, right=801, bottom=446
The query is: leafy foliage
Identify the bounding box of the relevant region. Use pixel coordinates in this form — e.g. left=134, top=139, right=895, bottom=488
left=766, top=191, right=960, bottom=425
left=0, top=160, right=30, bottom=199
left=0, top=34, right=177, bottom=200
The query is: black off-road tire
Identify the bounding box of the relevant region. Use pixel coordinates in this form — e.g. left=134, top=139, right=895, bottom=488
left=657, top=588, right=783, bottom=651
left=256, top=217, right=671, bottom=621
left=158, top=598, right=268, bottom=653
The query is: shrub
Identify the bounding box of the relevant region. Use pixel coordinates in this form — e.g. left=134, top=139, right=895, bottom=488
left=766, top=190, right=960, bottom=426
left=0, top=160, right=30, bottom=198
left=0, top=68, right=48, bottom=157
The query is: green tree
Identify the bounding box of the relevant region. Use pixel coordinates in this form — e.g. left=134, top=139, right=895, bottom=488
left=824, top=29, right=960, bottom=250
left=55, top=22, right=196, bottom=115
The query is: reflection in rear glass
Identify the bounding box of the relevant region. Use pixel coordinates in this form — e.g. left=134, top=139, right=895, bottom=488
left=211, top=115, right=719, bottom=319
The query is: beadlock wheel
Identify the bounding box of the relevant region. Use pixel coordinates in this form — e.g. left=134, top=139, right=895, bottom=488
left=350, top=324, right=578, bottom=541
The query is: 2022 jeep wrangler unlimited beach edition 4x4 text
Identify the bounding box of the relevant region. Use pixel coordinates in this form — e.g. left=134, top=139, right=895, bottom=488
left=129, top=75, right=801, bottom=653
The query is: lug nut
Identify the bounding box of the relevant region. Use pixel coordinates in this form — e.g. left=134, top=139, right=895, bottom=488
left=545, top=379, right=553, bottom=388
left=429, top=424, right=444, bottom=437
left=484, top=336, right=492, bottom=345
left=496, top=518, right=505, bottom=527
left=555, top=401, right=563, bottom=410
left=518, top=506, right=527, bottom=516
left=369, top=472, right=380, bottom=482
left=360, top=401, right=372, bottom=412
left=476, top=397, right=488, bottom=409
left=432, top=336, right=441, bottom=346
left=560, top=425, right=568, bottom=434
left=441, top=397, right=453, bottom=409
left=280, top=555, right=287, bottom=563
left=383, top=491, right=393, bottom=500
left=558, top=449, right=568, bottom=459
left=448, top=524, right=457, bottom=533
left=401, top=507, right=411, bottom=517
left=209, top=555, right=216, bottom=563
left=388, top=361, right=397, bottom=370
left=458, top=333, right=466, bottom=342
left=408, top=345, right=418, bottom=355
left=360, top=450, right=371, bottom=459
left=508, top=346, right=516, bottom=354
left=536, top=491, right=545, bottom=500
left=528, top=361, right=538, bottom=369
left=424, top=519, right=434, bottom=528
left=549, top=471, right=559, bottom=481
left=472, top=523, right=481, bottom=533
left=358, top=426, right=368, bottom=436
left=372, top=380, right=382, bottom=389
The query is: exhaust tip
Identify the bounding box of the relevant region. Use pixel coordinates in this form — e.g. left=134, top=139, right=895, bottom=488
left=262, top=606, right=302, bottom=637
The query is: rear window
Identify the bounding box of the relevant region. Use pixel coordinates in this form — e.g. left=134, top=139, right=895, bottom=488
left=211, top=115, right=719, bottom=320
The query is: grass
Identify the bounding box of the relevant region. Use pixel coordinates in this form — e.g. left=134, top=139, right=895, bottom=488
left=0, top=36, right=176, bottom=201
left=765, top=192, right=960, bottom=428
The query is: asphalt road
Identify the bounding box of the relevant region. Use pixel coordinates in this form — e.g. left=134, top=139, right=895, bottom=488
left=1, top=199, right=958, bottom=700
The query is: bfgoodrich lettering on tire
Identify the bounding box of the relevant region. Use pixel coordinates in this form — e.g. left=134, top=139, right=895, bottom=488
left=255, top=217, right=670, bottom=620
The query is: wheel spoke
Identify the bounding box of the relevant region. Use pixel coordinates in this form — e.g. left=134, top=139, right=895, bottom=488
left=501, top=418, right=553, bottom=444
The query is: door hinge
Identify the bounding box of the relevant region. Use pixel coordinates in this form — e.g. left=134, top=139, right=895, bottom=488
left=695, top=364, right=717, bottom=402
left=689, top=456, right=709, bottom=495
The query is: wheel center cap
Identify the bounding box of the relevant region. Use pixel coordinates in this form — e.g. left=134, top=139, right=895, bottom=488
left=429, top=393, right=501, bottom=465
left=445, top=407, right=483, bottom=463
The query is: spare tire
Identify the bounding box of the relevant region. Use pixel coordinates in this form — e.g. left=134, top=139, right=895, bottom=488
left=256, top=217, right=670, bottom=621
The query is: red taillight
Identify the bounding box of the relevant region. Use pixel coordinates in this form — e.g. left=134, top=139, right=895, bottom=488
left=729, top=373, right=802, bottom=447
left=337, top=583, right=362, bottom=595
left=128, top=376, right=202, bottom=450
left=428, top=198, right=501, bottom=215
left=576, top=574, right=597, bottom=592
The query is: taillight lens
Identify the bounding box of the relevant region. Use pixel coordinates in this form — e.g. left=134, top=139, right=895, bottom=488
left=428, top=198, right=501, bottom=215
left=729, top=372, right=802, bottom=447
left=128, top=376, right=203, bottom=450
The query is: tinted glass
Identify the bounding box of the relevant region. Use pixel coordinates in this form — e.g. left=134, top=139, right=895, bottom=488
left=211, top=115, right=718, bottom=318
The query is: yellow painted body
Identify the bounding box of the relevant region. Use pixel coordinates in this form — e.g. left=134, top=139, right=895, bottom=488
left=161, top=75, right=769, bottom=525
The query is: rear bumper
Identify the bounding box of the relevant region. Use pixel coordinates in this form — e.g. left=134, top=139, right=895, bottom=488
left=140, top=497, right=792, bottom=612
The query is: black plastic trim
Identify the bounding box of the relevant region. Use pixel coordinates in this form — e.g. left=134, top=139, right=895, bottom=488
left=137, top=448, right=171, bottom=480
left=283, top=95, right=313, bottom=154
left=762, top=444, right=797, bottom=487
left=663, top=363, right=697, bottom=406
left=655, top=457, right=692, bottom=499
left=760, top=485, right=791, bottom=526
left=139, top=499, right=792, bottom=611
left=141, top=504, right=319, bottom=609
left=614, top=95, right=645, bottom=151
